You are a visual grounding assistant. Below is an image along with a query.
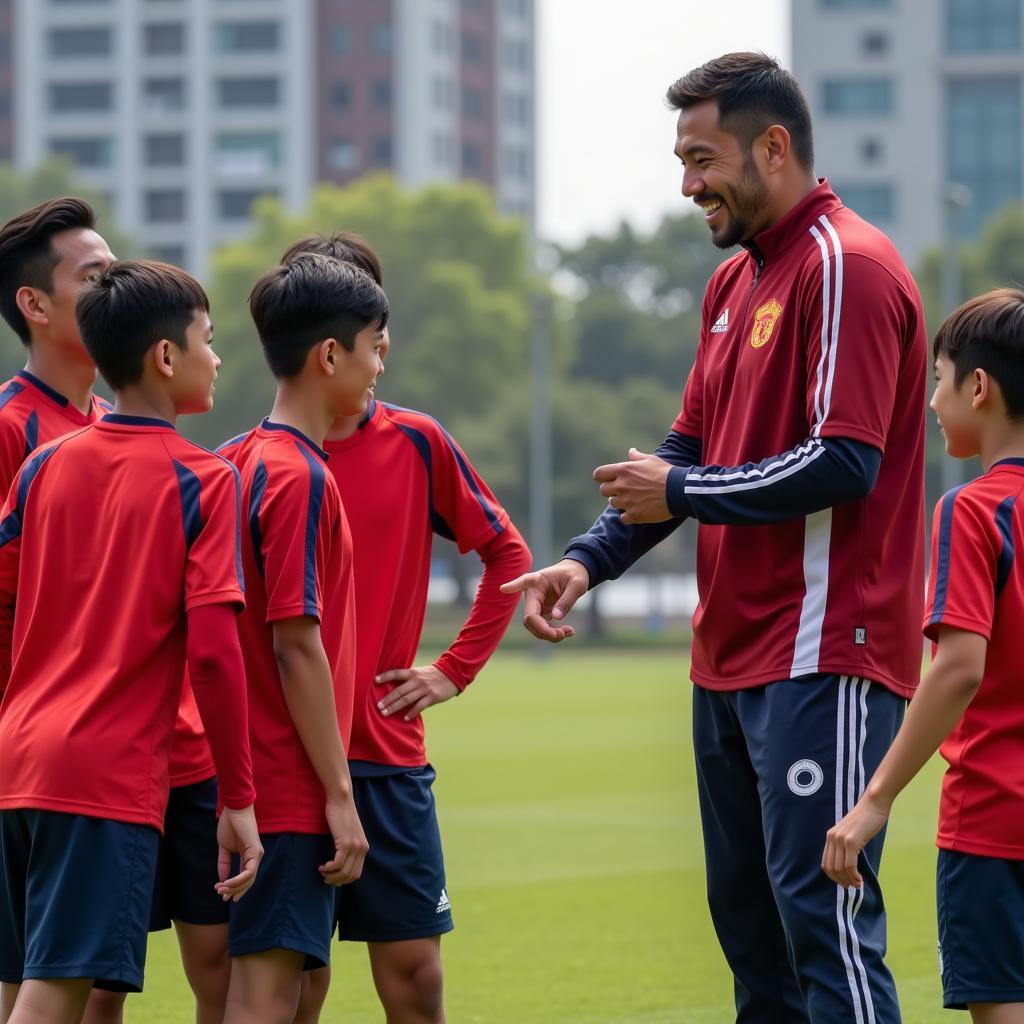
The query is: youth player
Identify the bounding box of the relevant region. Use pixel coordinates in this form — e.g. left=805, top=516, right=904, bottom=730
left=825, top=289, right=1024, bottom=1022
left=505, top=53, right=926, bottom=1022
left=0, top=260, right=262, bottom=1024
left=281, top=234, right=531, bottom=1024
left=0, top=201, right=235, bottom=1024
left=217, top=253, right=384, bottom=1024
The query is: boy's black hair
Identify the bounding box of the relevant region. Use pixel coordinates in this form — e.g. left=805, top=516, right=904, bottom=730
left=0, top=197, right=97, bottom=344
left=934, top=287, right=1024, bottom=419
left=248, top=252, right=389, bottom=379
left=666, top=52, right=814, bottom=170
left=280, top=232, right=383, bottom=285
left=76, top=260, right=209, bottom=391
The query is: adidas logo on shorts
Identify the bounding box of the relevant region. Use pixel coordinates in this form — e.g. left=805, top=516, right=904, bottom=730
left=436, top=888, right=451, bottom=914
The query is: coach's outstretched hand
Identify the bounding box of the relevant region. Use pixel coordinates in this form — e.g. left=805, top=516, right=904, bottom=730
left=821, top=794, right=891, bottom=890
left=501, top=559, right=589, bottom=643
left=320, top=795, right=369, bottom=886
left=594, top=448, right=672, bottom=524
left=215, top=804, right=263, bottom=902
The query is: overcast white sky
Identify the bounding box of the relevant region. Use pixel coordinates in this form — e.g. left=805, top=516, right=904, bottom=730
left=537, top=0, right=790, bottom=244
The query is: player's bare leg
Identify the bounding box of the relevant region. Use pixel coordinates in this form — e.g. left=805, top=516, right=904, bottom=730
left=293, top=966, right=330, bottom=1024
left=970, top=1004, right=1024, bottom=1024
left=7, top=978, right=91, bottom=1024
left=224, top=950, right=305, bottom=1024
left=175, top=922, right=231, bottom=1024
left=1, top=982, right=19, bottom=1024
left=367, top=937, right=445, bottom=1024
left=79, top=989, right=125, bottom=1024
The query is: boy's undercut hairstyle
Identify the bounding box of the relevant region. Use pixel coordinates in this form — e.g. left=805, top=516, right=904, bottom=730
left=666, top=52, right=814, bottom=171
left=0, top=196, right=97, bottom=344
left=279, top=232, right=383, bottom=285
left=76, top=260, right=209, bottom=391
left=934, top=288, right=1024, bottom=419
left=248, top=252, right=389, bottom=379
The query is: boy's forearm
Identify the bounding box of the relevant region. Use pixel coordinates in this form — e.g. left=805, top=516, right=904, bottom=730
left=865, top=658, right=981, bottom=806
left=275, top=638, right=353, bottom=800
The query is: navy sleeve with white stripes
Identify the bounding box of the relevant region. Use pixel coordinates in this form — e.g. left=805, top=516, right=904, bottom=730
left=666, top=435, right=881, bottom=525
left=562, top=432, right=700, bottom=588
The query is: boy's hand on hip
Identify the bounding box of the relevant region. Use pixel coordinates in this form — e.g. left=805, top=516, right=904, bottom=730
left=374, top=664, right=459, bottom=720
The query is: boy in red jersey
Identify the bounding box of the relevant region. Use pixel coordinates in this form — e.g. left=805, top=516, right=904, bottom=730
left=0, top=202, right=239, bottom=1024
left=217, top=253, right=385, bottom=1024
left=825, top=289, right=1024, bottom=1022
left=281, top=234, right=530, bottom=1024
left=0, top=260, right=262, bottom=1024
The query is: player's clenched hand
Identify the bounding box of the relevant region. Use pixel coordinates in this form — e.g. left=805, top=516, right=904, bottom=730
left=500, top=559, right=589, bottom=643
left=374, top=664, right=459, bottom=720
left=821, top=793, right=891, bottom=889
left=215, top=804, right=263, bottom=902
left=594, top=448, right=672, bottom=524
left=320, top=795, right=369, bottom=886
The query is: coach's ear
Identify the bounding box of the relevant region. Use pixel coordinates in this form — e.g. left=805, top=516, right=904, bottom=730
left=152, top=338, right=176, bottom=380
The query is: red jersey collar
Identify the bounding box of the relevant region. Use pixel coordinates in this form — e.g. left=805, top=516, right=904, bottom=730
left=16, top=370, right=103, bottom=425
left=259, top=418, right=330, bottom=462
left=99, top=413, right=175, bottom=430
left=323, top=398, right=383, bottom=454
left=742, top=179, right=842, bottom=269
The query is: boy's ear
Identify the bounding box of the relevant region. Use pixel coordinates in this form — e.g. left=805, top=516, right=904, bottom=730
left=971, top=367, right=991, bottom=409
left=153, top=339, right=175, bottom=380
left=318, top=337, right=337, bottom=375
left=15, top=286, right=49, bottom=330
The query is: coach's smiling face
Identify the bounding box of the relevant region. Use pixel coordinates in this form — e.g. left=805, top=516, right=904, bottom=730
left=675, top=100, right=777, bottom=250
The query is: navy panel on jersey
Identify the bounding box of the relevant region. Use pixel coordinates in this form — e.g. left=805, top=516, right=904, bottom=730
left=149, top=776, right=228, bottom=932
left=0, top=809, right=159, bottom=991
left=937, top=849, right=1024, bottom=1009
left=337, top=764, right=453, bottom=943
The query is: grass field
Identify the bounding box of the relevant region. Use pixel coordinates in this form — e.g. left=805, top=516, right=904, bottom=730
left=135, top=651, right=944, bottom=1023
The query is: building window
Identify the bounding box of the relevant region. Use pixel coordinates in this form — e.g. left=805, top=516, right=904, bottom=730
left=462, top=87, right=484, bottom=118
left=0, top=31, right=10, bottom=59
left=947, top=0, right=1020, bottom=53
left=50, top=82, right=113, bottom=113
left=143, top=22, right=184, bottom=55
left=371, top=136, right=392, bottom=168
left=432, top=19, right=453, bottom=54
left=462, top=141, right=483, bottom=175
left=820, top=0, right=892, bottom=7
left=215, top=133, right=280, bottom=175
left=331, top=81, right=351, bottom=111
left=504, top=145, right=529, bottom=180
left=144, top=134, right=185, bottom=167
left=218, top=189, right=274, bottom=220
left=504, top=0, right=529, bottom=15
left=48, top=28, right=112, bottom=58
left=217, top=77, right=279, bottom=108
left=823, top=78, right=893, bottom=114
left=432, top=77, right=454, bottom=111
left=215, top=21, right=280, bottom=54
left=860, top=137, right=883, bottom=163
left=502, top=38, right=529, bottom=72
left=329, top=25, right=351, bottom=54
left=145, top=189, right=185, bottom=223
left=462, top=31, right=483, bottom=63
left=432, top=132, right=453, bottom=168
left=0, top=90, right=10, bottom=116
left=49, top=136, right=113, bottom=168
left=833, top=183, right=895, bottom=222
left=143, top=77, right=185, bottom=112
left=370, top=78, right=391, bottom=109
left=150, top=245, right=186, bottom=267
left=502, top=92, right=529, bottom=125
left=370, top=23, right=391, bottom=54
left=861, top=30, right=888, bottom=54
left=947, top=77, right=1022, bottom=236
left=327, top=139, right=358, bottom=172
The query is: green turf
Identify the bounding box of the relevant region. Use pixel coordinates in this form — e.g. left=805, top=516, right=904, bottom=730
left=135, top=651, right=944, bottom=1022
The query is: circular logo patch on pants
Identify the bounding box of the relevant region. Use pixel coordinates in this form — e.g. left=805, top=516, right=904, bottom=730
left=787, top=759, right=824, bottom=796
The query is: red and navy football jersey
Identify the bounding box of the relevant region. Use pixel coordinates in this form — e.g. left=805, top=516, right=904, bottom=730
left=219, top=420, right=357, bottom=834
left=924, top=459, right=1024, bottom=858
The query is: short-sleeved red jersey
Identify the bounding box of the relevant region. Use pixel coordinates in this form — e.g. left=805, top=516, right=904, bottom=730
left=673, top=181, right=926, bottom=698
left=924, top=461, right=1024, bottom=858
left=219, top=420, right=356, bottom=834
left=0, top=371, right=214, bottom=787
left=0, top=415, right=245, bottom=831
left=324, top=401, right=515, bottom=767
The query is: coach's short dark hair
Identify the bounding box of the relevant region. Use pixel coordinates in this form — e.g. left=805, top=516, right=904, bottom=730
left=934, top=288, right=1024, bottom=419
left=0, top=196, right=97, bottom=344
left=280, top=232, right=383, bottom=285
left=76, top=260, right=209, bottom=391
left=248, top=253, right=389, bottom=379
left=666, top=52, right=814, bottom=170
